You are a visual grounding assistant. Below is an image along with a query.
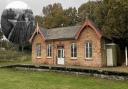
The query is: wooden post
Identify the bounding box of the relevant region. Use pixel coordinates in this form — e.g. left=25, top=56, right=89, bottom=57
left=125, top=46, right=128, bottom=66
left=21, top=45, right=24, bottom=53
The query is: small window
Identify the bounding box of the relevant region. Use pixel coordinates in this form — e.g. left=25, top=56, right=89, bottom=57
left=35, top=43, right=41, bottom=57
left=85, top=42, right=92, bottom=59
left=71, top=43, right=77, bottom=58
left=47, top=44, right=52, bottom=57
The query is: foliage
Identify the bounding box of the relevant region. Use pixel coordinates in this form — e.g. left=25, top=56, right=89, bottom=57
left=0, top=30, right=3, bottom=40
left=35, top=15, right=44, bottom=27
left=36, top=3, right=79, bottom=28
left=0, top=40, right=13, bottom=50
left=35, top=0, right=128, bottom=48
left=42, top=3, right=65, bottom=28
left=64, top=7, right=78, bottom=26
left=78, top=1, right=98, bottom=23
left=78, top=0, right=128, bottom=48
left=1, top=9, right=35, bottom=46
left=0, top=49, right=31, bottom=63
left=87, top=0, right=128, bottom=48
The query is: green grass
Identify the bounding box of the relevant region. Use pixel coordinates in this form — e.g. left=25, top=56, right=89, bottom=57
left=0, top=58, right=32, bottom=66
left=0, top=50, right=32, bottom=66
left=0, top=68, right=127, bottom=89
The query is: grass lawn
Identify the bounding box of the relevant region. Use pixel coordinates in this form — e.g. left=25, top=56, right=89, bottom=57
left=0, top=68, right=128, bottom=89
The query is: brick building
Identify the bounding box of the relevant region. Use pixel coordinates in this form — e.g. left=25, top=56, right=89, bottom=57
left=29, top=19, right=118, bottom=67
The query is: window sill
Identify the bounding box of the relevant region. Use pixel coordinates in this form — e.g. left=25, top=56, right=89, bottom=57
left=85, top=58, right=93, bottom=61
left=36, top=57, right=42, bottom=59
left=71, top=57, right=77, bottom=60
left=46, top=57, right=52, bottom=59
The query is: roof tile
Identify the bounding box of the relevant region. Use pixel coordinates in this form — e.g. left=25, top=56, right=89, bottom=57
left=40, top=25, right=81, bottom=40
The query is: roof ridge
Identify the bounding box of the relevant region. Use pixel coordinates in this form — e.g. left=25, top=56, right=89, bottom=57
left=46, top=25, right=81, bottom=30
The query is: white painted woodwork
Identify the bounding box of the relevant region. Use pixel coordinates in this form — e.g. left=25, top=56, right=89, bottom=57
left=57, top=48, right=64, bottom=65
left=125, top=46, right=128, bottom=66
left=107, top=48, right=113, bottom=66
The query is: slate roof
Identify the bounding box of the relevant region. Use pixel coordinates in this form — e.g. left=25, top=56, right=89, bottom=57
left=40, top=25, right=81, bottom=40
left=29, top=19, right=103, bottom=43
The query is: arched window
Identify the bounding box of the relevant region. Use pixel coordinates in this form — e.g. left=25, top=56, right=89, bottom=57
left=71, top=43, right=77, bottom=58
left=85, top=42, right=92, bottom=59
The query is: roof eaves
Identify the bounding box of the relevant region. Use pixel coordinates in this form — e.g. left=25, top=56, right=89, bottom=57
left=29, top=24, right=46, bottom=43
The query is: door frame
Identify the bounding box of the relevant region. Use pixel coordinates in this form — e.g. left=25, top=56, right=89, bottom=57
left=57, top=47, right=65, bottom=65
left=106, top=48, right=113, bottom=66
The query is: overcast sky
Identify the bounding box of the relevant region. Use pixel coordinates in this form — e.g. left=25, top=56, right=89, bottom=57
left=0, top=0, right=92, bottom=17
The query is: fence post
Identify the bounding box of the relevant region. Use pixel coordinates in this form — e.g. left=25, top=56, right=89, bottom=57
left=125, top=46, right=128, bottom=66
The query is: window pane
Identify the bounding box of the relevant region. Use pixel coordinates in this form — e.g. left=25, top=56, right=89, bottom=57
left=85, top=42, right=92, bottom=58
left=62, top=50, right=64, bottom=58
left=74, top=52, right=77, bottom=57
left=86, top=46, right=88, bottom=58
left=47, top=44, right=52, bottom=57
left=58, top=50, right=61, bottom=58
left=50, top=45, right=52, bottom=57
left=39, top=45, right=41, bottom=56
left=89, top=47, right=92, bottom=57
left=71, top=43, right=77, bottom=58
left=36, top=43, right=41, bottom=57
left=71, top=51, right=73, bottom=57
left=89, top=43, right=92, bottom=58
left=74, top=44, right=77, bottom=57
left=47, top=46, right=49, bottom=56
left=71, top=44, right=73, bottom=57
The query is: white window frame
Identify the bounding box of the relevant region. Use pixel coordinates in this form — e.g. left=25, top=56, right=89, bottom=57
left=71, top=43, right=77, bottom=59
left=85, top=42, right=92, bottom=59
left=47, top=44, right=52, bottom=58
left=35, top=43, right=41, bottom=58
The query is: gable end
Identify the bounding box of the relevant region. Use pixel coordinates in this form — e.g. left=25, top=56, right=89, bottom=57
left=75, top=19, right=102, bottom=39
left=29, top=23, right=45, bottom=43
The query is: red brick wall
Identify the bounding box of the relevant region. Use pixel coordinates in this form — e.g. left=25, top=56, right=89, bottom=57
left=32, top=27, right=104, bottom=67
left=65, top=27, right=103, bottom=67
